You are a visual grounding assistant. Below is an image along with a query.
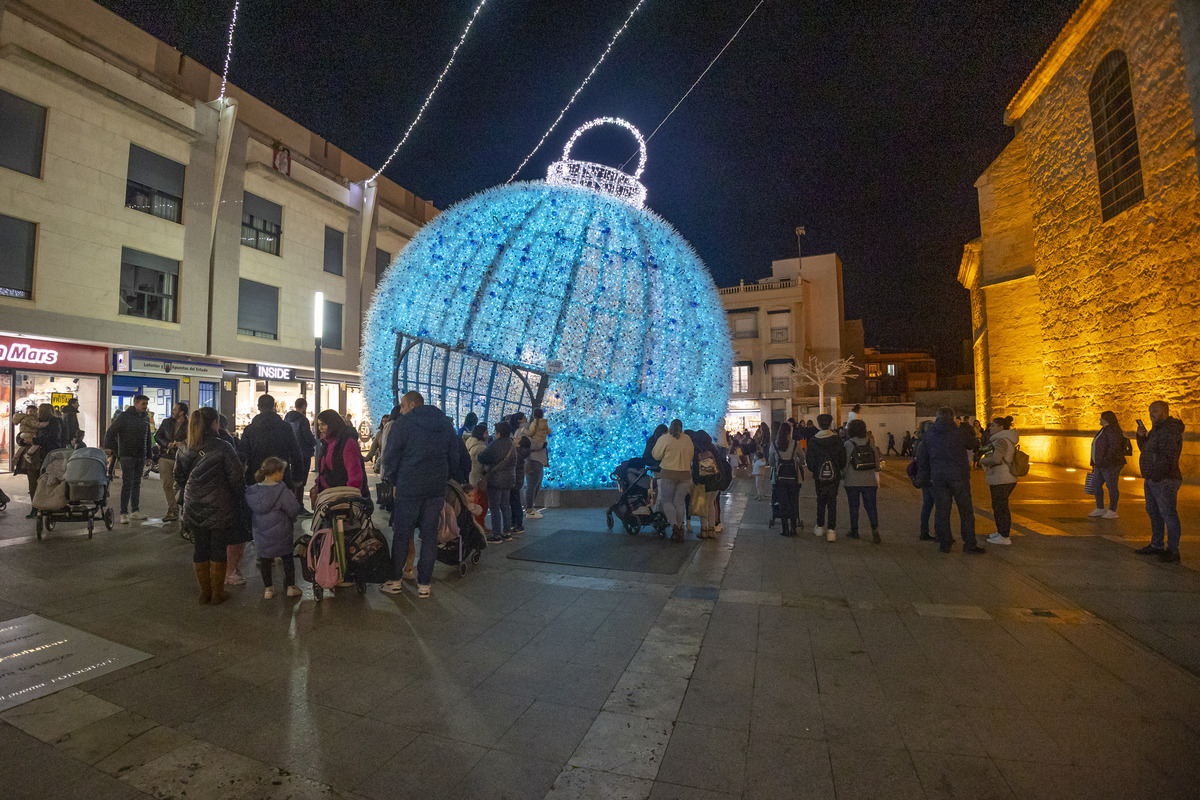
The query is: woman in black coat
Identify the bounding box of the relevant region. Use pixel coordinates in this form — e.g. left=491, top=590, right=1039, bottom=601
left=175, top=407, right=245, bottom=605
left=1088, top=410, right=1128, bottom=518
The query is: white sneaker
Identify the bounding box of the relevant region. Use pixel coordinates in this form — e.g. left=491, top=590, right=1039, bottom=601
left=826, top=529, right=837, bottom=542
left=1102, top=510, right=1119, bottom=519
left=263, top=587, right=275, bottom=599
left=987, top=533, right=1012, bottom=545
left=1088, top=508, right=1106, bottom=517
left=418, top=584, right=432, bottom=598
left=526, top=509, right=543, bottom=519
left=286, top=586, right=302, bottom=597
left=225, top=573, right=246, bottom=586
left=380, top=580, right=405, bottom=595
left=130, top=511, right=147, bottom=520
left=119, top=514, right=129, bottom=525
left=814, top=525, right=824, bottom=537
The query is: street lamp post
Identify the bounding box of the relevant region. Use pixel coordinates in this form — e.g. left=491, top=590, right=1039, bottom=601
left=313, top=291, right=323, bottom=417
left=795, top=225, right=805, bottom=281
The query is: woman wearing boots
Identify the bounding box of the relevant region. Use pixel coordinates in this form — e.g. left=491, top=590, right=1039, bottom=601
left=770, top=421, right=803, bottom=536
left=175, top=407, right=246, bottom=605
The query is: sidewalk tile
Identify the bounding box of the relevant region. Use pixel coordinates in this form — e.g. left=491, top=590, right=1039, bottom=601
left=494, top=699, right=596, bottom=762
left=546, top=765, right=653, bottom=800
left=743, top=731, right=834, bottom=800
left=568, top=711, right=672, bottom=779
left=655, top=721, right=746, bottom=795
left=603, top=671, right=690, bottom=720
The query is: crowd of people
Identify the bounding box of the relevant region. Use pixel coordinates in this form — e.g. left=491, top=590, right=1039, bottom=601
left=18, top=388, right=1187, bottom=605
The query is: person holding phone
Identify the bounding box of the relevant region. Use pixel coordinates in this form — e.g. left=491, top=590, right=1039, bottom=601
left=1134, top=401, right=1185, bottom=563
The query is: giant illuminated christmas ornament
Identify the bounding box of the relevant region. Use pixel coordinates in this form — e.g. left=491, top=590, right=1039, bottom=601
left=361, top=118, right=732, bottom=489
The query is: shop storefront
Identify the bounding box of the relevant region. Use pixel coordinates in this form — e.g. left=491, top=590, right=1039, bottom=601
left=112, top=352, right=223, bottom=426
left=230, top=363, right=366, bottom=442
left=0, top=334, right=109, bottom=470
left=724, top=400, right=763, bottom=435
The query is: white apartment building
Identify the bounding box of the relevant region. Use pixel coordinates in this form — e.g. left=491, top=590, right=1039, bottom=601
left=718, top=253, right=857, bottom=432
left=0, top=0, right=435, bottom=467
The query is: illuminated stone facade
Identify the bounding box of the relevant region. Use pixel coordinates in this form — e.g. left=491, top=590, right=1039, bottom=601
left=960, top=0, right=1200, bottom=478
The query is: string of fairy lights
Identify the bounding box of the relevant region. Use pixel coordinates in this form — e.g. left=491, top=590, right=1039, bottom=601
left=217, top=0, right=240, bottom=102
left=506, top=0, right=647, bottom=184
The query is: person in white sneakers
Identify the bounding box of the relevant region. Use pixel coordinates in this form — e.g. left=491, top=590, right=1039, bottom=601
left=981, top=416, right=1019, bottom=545
left=1088, top=410, right=1127, bottom=519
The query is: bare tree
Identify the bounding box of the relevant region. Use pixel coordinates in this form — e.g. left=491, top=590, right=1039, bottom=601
left=790, top=356, right=861, bottom=415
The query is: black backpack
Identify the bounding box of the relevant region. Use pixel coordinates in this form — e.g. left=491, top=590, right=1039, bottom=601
left=850, top=441, right=877, bottom=471
left=714, top=446, right=733, bottom=491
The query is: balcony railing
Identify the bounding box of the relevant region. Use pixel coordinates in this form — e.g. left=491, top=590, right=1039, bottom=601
left=126, top=180, right=182, bottom=224
left=771, top=377, right=791, bottom=392
left=718, top=278, right=794, bottom=295
left=770, top=328, right=789, bottom=343
left=732, top=329, right=759, bottom=339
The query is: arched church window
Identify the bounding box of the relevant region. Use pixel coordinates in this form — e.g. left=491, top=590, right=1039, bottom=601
left=1088, top=50, right=1145, bottom=221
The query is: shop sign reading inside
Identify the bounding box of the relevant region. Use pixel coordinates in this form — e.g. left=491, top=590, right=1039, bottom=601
left=0, top=335, right=109, bottom=374
left=252, top=363, right=295, bottom=381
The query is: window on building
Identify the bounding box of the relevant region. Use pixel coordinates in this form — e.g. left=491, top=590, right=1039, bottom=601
left=0, top=213, right=36, bottom=299
left=1089, top=50, right=1145, bottom=221
left=242, top=192, right=282, bottom=255
left=0, top=89, right=46, bottom=178
left=119, top=247, right=178, bottom=322
left=323, top=300, right=343, bottom=350
left=886, top=364, right=896, bottom=376
left=732, top=316, right=758, bottom=339
left=769, top=363, right=791, bottom=393
left=732, top=365, right=749, bottom=394
left=237, top=279, right=279, bottom=340
left=866, top=363, right=880, bottom=378
left=125, top=144, right=185, bottom=223
left=375, top=248, right=392, bottom=280
left=768, top=311, right=790, bottom=342
left=324, top=226, right=344, bottom=275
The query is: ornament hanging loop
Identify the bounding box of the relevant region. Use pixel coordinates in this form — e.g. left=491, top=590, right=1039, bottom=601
left=547, top=117, right=648, bottom=208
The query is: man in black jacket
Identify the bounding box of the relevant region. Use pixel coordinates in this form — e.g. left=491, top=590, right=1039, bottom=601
left=916, top=407, right=985, bottom=554
left=238, top=394, right=303, bottom=488
left=154, top=402, right=189, bottom=522
left=284, top=398, right=316, bottom=516
left=63, top=397, right=83, bottom=448
left=379, top=391, right=471, bottom=598
left=104, top=395, right=152, bottom=524
left=1135, top=401, right=1186, bottom=562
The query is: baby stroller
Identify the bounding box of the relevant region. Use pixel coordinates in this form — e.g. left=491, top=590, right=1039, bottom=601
left=33, top=447, right=115, bottom=540
left=436, top=480, right=487, bottom=576
left=606, top=457, right=669, bottom=536
left=297, top=486, right=391, bottom=602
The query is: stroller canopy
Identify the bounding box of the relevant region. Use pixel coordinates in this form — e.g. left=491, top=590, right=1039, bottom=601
left=66, top=448, right=109, bottom=484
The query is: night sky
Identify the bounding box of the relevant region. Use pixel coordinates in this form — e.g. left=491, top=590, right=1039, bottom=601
left=96, top=0, right=1080, bottom=375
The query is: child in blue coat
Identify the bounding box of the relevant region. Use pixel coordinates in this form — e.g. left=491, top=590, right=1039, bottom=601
left=245, top=456, right=302, bottom=598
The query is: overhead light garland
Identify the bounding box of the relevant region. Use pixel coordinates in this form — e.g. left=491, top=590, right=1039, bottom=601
left=621, top=0, right=766, bottom=169
left=370, top=0, right=490, bottom=183
left=507, top=0, right=647, bottom=183
left=217, top=0, right=240, bottom=102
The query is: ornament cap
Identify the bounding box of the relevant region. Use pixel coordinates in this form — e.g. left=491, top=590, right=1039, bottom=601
left=546, top=117, right=647, bottom=209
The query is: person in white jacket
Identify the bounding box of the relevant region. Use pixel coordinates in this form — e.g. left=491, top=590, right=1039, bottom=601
left=652, top=419, right=695, bottom=542
left=980, top=416, right=1019, bottom=546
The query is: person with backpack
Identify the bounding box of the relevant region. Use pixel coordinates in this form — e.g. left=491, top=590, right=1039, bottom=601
left=245, top=455, right=302, bottom=599
left=1088, top=410, right=1129, bottom=519
left=523, top=408, right=551, bottom=518
left=652, top=419, right=695, bottom=542
left=805, top=414, right=846, bottom=541
left=379, top=392, right=472, bottom=597
left=770, top=421, right=804, bottom=536
left=1135, top=401, right=1186, bottom=563
left=916, top=407, right=985, bottom=554
left=843, top=418, right=883, bottom=543
left=980, top=416, right=1020, bottom=546
left=284, top=398, right=316, bottom=515
left=690, top=430, right=722, bottom=538
left=175, top=407, right=245, bottom=605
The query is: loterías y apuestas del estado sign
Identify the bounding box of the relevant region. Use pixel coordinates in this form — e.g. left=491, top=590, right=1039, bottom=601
left=0, top=342, right=58, bottom=365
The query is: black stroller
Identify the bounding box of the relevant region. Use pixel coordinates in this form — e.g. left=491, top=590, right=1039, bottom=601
left=33, top=447, right=115, bottom=540
left=297, top=487, right=391, bottom=601
left=436, top=481, right=487, bottom=576
left=606, top=457, right=669, bottom=536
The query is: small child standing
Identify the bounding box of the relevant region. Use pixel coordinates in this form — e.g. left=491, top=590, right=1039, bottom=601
left=753, top=455, right=769, bottom=500
left=245, top=456, right=302, bottom=599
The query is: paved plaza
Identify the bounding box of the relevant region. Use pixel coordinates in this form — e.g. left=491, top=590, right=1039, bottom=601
left=1, top=461, right=1199, bottom=799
